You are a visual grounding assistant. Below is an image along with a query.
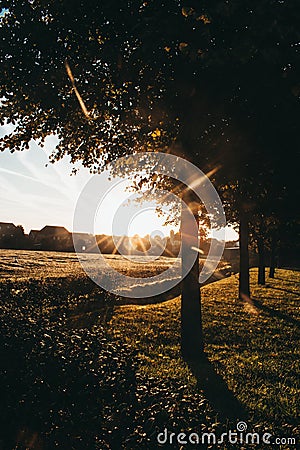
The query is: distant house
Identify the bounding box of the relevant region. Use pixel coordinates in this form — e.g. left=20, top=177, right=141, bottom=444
left=39, top=225, right=69, bottom=239
left=29, top=230, right=40, bottom=239
left=27, top=226, right=96, bottom=253
left=0, top=222, right=17, bottom=239
left=29, top=225, right=71, bottom=251
left=0, top=222, right=25, bottom=249
left=27, top=226, right=96, bottom=252
left=29, top=229, right=42, bottom=248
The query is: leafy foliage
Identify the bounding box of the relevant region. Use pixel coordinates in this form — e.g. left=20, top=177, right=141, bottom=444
left=0, top=282, right=136, bottom=449
left=1, top=0, right=299, bottom=171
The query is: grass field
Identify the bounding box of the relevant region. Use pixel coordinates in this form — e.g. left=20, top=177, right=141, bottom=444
left=0, top=249, right=231, bottom=280
left=0, top=251, right=298, bottom=449
left=0, top=249, right=177, bottom=280
left=109, top=269, right=299, bottom=447
left=0, top=249, right=231, bottom=301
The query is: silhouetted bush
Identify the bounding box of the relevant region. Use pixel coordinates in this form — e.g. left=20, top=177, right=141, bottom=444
left=0, top=295, right=137, bottom=449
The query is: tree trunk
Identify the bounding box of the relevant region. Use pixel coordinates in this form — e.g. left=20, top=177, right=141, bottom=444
left=239, top=209, right=250, bottom=300
left=269, top=239, right=276, bottom=278
left=257, top=237, right=266, bottom=285
left=181, top=190, right=204, bottom=360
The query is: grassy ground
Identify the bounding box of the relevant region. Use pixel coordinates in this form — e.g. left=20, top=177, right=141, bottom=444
left=0, top=266, right=298, bottom=448
left=0, top=249, right=230, bottom=283
left=109, top=268, right=299, bottom=447
left=0, top=249, right=177, bottom=280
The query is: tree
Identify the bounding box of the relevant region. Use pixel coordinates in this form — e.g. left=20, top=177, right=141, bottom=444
left=1, top=0, right=299, bottom=356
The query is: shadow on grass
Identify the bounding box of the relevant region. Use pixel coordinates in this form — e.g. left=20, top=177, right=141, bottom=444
left=188, top=355, right=248, bottom=422
left=271, top=286, right=300, bottom=297
left=118, top=284, right=182, bottom=305
left=60, top=286, right=118, bottom=329
left=117, top=269, right=231, bottom=306
left=251, top=298, right=300, bottom=328
left=271, top=276, right=300, bottom=285
left=66, top=299, right=116, bottom=329
left=66, top=306, right=116, bottom=329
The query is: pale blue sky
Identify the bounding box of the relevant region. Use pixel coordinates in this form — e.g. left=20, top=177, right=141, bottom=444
left=0, top=124, right=179, bottom=236
left=0, top=124, right=238, bottom=240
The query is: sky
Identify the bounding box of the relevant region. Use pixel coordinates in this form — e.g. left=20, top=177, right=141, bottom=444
left=0, top=123, right=238, bottom=240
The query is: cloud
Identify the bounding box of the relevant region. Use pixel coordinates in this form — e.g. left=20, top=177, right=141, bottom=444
left=0, top=166, right=73, bottom=200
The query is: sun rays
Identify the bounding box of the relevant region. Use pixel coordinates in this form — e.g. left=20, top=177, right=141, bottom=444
left=0, top=120, right=235, bottom=241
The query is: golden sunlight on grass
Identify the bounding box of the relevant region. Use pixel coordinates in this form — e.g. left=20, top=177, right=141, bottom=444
left=109, top=269, right=300, bottom=437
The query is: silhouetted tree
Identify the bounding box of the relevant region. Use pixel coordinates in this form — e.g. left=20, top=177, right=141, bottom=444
left=1, top=0, right=299, bottom=356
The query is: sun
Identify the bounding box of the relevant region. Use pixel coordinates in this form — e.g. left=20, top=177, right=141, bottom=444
left=126, top=208, right=173, bottom=237
left=94, top=197, right=176, bottom=238
left=93, top=176, right=179, bottom=238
